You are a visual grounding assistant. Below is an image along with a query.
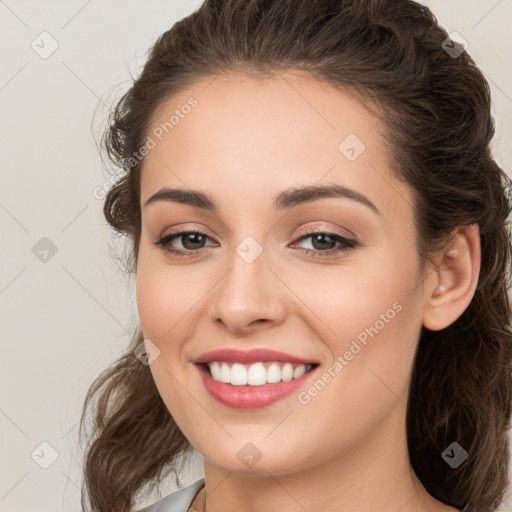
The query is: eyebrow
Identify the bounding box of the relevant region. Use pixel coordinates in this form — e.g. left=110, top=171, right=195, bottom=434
left=143, top=184, right=380, bottom=215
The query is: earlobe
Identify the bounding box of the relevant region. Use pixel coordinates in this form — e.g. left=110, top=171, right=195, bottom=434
left=422, top=224, right=481, bottom=331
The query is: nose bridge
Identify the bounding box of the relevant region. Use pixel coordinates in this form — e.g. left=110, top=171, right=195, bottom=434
left=209, top=233, right=287, bottom=331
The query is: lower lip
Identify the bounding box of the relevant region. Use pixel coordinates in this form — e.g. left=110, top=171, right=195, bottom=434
left=195, top=364, right=318, bottom=409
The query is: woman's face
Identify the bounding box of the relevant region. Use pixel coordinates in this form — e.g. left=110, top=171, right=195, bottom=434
left=136, top=72, right=432, bottom=475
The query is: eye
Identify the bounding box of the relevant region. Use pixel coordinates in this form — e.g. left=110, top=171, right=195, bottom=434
left=291, top=229, right=358, bottom=258
left=153, top=230, right=216, bottom=258
left=153, top=228, right=358, bottom=259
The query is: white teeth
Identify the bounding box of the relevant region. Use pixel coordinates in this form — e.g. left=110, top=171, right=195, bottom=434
left=209, top=362, right=222, bottom=381
left=267, top=363, right=281, bottom=383
left=293, top=364, right=306, bottom=379
left=281, top=363, right=294, bottom=381
left=220, top=362, right=231, bottom=383
left=247, top=362, right=267, bottom=386
left=206, top=361, right=314, bottom=386
left=231, top=363, right=248, bottom=385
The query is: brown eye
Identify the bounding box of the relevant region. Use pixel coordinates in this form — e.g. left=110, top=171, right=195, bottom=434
left=153, top=230, right=216, bottom=258
left=292, top=230, right=358, bottom=258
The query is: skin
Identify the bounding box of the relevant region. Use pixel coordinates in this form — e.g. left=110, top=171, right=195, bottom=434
left=136, top=71, right=481, bottom=512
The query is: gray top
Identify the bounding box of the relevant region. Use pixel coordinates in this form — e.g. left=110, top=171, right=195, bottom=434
left=138, top=478, right=205, bottom=512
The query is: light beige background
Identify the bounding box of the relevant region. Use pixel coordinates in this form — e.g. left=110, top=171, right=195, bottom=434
left=0, top=1, right=511, bottom=511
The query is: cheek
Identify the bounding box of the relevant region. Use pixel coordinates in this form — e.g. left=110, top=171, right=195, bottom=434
left=147, top=361, right=197, bottom=445
left=321, top=262, right=422, bottom=411
left=301, top=244, right=422, bottom=392
left=135, top=254, right=204, bottom=342
left=295, top=288, right=421, bottom=450
left=136, top=265, right=171, bottom=340
left=283, top=246, right=420, bottom=350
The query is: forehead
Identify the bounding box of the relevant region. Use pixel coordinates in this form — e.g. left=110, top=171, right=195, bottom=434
left=139, top=71, right=413, bottom=218
left=145, top=71, right=382, bottom=156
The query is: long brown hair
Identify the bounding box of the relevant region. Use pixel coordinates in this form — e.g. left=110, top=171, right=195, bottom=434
left=79, top=1, right=512, bottom=510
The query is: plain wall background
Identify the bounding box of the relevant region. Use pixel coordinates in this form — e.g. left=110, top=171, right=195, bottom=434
left=0, top=1, right=511, bottom=511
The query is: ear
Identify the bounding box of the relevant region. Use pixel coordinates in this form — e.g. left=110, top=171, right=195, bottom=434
left=422, top=224, right=481, bottom=331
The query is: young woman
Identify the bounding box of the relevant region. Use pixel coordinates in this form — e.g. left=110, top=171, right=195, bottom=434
left=79, top=1, right=512, bottom=511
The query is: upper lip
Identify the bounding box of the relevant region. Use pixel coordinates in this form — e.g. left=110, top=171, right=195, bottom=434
left=194, top=348, right=320, bottom=365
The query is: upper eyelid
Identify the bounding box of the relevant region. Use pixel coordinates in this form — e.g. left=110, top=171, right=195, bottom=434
left=294, top=225, right=353, bottom=239
left=162, top=225, right=352, bottom=236
left=150, top=210, right=365, bottom=241
left=161, top=227, right=355, bottom=245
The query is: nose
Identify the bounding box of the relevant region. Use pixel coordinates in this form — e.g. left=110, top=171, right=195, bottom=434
left=208, top=243, right=288, bottom=335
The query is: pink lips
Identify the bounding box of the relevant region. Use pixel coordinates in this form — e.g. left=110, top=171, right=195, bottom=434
left=194, top=348, right=319, bottom=365
left=193, top=348, right=320, bottom=409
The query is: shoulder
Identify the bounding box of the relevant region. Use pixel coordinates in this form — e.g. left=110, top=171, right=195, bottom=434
left=136, top=478, right=205, bottom=512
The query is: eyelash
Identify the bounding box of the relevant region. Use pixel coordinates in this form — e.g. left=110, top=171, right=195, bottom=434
left=153, top=228, right=358, bottom=259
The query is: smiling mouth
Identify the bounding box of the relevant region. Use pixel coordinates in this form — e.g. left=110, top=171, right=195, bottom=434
left=199, top=361, right=319, bottom=386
